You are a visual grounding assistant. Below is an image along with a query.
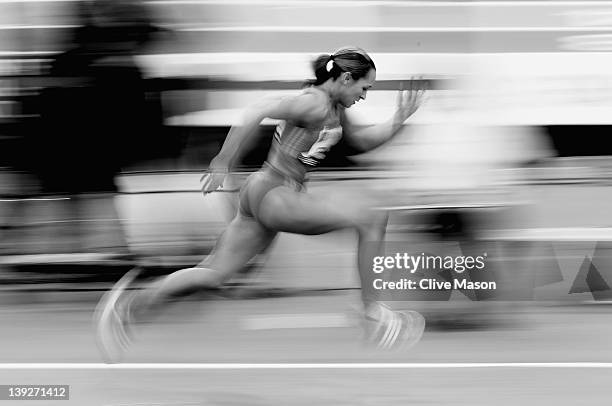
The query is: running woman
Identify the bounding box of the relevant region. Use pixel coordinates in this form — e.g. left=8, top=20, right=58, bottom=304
left=96, top=47, right=426, bottom=362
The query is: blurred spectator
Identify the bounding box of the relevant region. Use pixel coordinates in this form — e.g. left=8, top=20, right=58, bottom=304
left=31, top=0, right=164, bottom=255
left=37, top=0, right=162, bottom=193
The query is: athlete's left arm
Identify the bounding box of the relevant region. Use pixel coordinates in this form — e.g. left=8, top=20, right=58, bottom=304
left=342, top=80, right=426, bottom=153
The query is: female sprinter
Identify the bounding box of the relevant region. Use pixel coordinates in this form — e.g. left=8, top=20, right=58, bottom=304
left=96, top=47, right=426, bottom=361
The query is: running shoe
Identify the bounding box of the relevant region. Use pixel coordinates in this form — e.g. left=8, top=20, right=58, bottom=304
left=94, top=267, right=141, bottom=363
left=365, top=303, right=425, bottom=350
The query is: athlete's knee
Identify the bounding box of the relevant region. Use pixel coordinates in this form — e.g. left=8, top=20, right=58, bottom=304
left=198, top=267, right=229, bottom=288
left=171, top=267, right=227, bottom=290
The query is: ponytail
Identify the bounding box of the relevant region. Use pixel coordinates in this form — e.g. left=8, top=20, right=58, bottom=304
left=306, top=47, right=375, bottom=87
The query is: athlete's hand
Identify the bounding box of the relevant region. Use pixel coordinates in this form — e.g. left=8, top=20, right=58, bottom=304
left=200, top=163, right=229, bottom=195
left=394, top=77, right=427, bottom=124
left=308, top=146, right=328, bottom=160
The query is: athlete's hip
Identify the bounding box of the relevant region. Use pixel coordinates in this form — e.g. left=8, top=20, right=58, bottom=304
left=238, top=164, right=304, bottom=219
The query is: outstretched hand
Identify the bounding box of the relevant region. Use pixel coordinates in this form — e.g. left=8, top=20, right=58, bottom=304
left=394, top=77, right=427, bottom=124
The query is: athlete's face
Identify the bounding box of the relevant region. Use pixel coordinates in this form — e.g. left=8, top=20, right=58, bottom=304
left=339, top=68, right=376, bottom=108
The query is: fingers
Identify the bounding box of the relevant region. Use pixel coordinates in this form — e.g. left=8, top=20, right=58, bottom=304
left=396, top=81, right=404, bottom=107
left=200, top=173, right=214, bottom=194
left=397, top=77, right=423, bottom=106
left=396, top=78, right=414, bottom=106
left=410, top=76, right=425, bottom=98
left=409, top=78, right=420, bottom=105
left=416, top=76, right=427, bottom=99
left=395, top=76, right=428, bottom=120
left=409, top=76, right=427, bottom=106
left=200, top=170, right=223, bottom=194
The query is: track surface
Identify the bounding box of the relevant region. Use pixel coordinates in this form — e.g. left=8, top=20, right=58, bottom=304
left=0, top=291, right=611, bottom=405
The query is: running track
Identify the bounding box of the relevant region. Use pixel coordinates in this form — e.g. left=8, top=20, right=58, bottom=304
left=0, top=291, right=610, bottom=405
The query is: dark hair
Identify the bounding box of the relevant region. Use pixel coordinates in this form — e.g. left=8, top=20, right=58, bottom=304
left=309, top=46, right=376, bottom=86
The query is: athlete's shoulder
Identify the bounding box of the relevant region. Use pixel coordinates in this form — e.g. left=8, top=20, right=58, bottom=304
left=289, top=89, right=329, bottom=124
left=253, top=88, right=329, bottom=126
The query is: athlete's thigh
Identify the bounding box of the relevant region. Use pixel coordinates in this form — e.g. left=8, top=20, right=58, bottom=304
left=256, top=186, right=372, bottom=235
left=200, top=213, right=277, bottom=274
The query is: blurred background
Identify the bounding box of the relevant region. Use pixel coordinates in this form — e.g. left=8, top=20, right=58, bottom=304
left=2, top=1, right=612, bottom=405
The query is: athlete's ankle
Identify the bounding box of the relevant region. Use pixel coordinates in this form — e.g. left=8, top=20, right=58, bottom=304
left=364, top=301, right=385, bottom=321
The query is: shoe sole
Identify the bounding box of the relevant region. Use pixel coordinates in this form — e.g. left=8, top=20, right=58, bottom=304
left=376, top=310, right=426, bottom=351
left=395, top=310, right=426, bottom=350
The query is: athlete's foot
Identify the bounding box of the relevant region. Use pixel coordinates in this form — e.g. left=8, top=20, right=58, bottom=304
left=364, top=303, right=426, bottom=350
left=94, top=267, right=141, bottom=363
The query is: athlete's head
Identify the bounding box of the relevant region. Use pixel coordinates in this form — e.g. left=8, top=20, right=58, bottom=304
left=311, top=46, right=376, bottom=108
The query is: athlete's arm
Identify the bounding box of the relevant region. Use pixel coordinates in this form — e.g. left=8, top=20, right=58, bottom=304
left=342, top=80, right=426, bottom=153
left=211, top=92, right=326, bottom=170
left=201, top=92, right=327, bottom=193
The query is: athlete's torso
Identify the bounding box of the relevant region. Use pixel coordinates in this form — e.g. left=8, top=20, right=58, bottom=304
left=265, top=87, right=343, bottom=183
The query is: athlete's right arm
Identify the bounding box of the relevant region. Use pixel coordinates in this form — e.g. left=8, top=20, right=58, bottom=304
left=201, top=92, right=326, bottom=193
